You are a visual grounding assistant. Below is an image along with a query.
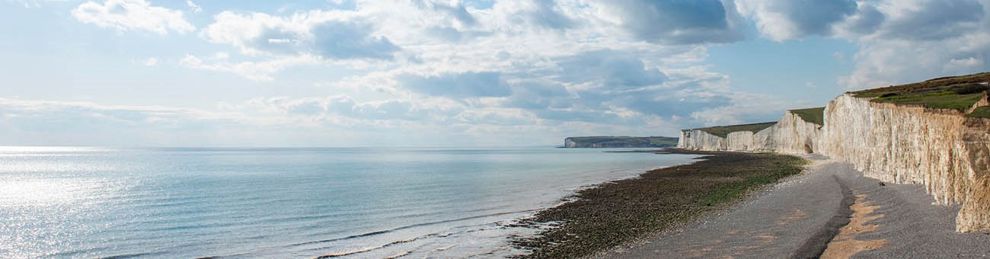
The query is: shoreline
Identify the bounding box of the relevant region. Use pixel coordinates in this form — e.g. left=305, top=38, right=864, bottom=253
left=510, top=149, right=807, bottom=258
left=311, top=148, right=701, bottom=258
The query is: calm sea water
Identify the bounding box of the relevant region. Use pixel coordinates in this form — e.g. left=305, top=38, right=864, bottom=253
left=0, top=146, right=696, bottom=258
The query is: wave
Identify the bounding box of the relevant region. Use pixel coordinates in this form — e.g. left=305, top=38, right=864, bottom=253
left=315, top=234, right=428, bottom=258
left=293, top=209, right=538, bottom=258
left=290, top=209, right=537, bottom=248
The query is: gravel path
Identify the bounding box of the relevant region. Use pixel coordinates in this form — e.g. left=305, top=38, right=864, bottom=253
left=842, top=165, right=990, bottom=258
left=602, top=159, right=990, bottom=258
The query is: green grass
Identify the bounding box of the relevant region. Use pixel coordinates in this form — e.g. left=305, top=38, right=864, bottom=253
left=648, top=137, right=679, bottom=146
left=847, top=71, right=990, bottom=115
left=968, top=106, right=990, bottom=118
left=851, top=72, right=990, bottom=98
left=693, top=122, right=777, bottom=138
left=871, top=88, right=985, bottom=112
left=698, top=171, right=788, bottom=206
left=789, top=107, right=824, bottom=125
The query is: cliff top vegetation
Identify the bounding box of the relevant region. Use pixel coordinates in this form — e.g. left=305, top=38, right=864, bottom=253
left=789, top=107, right=825, bottom=125
left=690, top=122, right=777, bottom=138
left=851, top=72, right=990, bottom=98
left=871, top=87, right=985, bottom=112
left=851, top=72, right=990, bottom=114
left=968, top=106, right=990, bottom=119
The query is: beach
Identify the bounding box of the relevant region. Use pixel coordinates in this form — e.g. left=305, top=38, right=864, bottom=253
left=514, top=150, right=990, bottom=258
left=512, top=150, right=807, bottom=258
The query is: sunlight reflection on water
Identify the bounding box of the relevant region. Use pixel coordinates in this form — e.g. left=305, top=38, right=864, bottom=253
left=0, top=146, right=128, bottom=258
left=0, top=146, right=696, bottom=258
left=0, top=178, right=117, bottom=206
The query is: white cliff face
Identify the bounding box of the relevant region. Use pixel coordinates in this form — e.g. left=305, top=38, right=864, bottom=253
left=677, top=128, right=775, bottom=152
left=959, top=118, right=990, bottom=232
left=821, top=94, right=990, bottom=232
left=773, top=112, right=822, bottom=155
left=727, top=128, right=776, bottom=151
left=678, top=130, right=726, bottom=150
left=678, top=111, right=819, bottom=154
left=821, top=95, right=969, bottom=203
left=677, top=93, right=990, bottom=232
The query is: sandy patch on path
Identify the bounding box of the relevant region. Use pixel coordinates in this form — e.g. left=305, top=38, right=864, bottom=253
left=821, top=194, right=887, bottom=258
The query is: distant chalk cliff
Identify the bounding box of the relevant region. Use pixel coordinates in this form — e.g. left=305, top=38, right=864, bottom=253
left=563, top=136, right=677, bottom=148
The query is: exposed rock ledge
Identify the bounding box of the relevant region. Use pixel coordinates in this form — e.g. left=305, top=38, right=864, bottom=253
left=678, top=91, right=990, bottom=233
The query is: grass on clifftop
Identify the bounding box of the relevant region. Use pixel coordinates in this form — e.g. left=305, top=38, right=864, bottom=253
left=693, top=122, right=777, bottom=138
left=968, top=106, right=990, bottom=119
left=512, top=152, right=807, bottom=259
left=789, top=107, right=825, bottom=125
left=849, top=72, right=990, bottom=113
left=870, top=88, right=985, bottom=112
left=851, top=72, right=990, bottom=98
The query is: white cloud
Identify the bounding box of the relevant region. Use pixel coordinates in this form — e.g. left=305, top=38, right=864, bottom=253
left=591, top=0, right=745, bottom=44
left=185, top=0, right=200, bottom=13
left=242, top=95, right=464, bottom=123
left=736, top=0, right=857, bottom=41
left=729, top=0, right=990, bottom=90
left=834, top=0, right=990, bottom=89
left=179, top=54, right=319, bottom=81
left=0, top=97, right=228, bottom=146
left=193, top=0, right=745, bottom=78
left=947, top=57, right=985, bottom=70
left=839, top=35, right=990, bottom=89
left=115, top=0, right=837, bottom=138
left=72, top=0, right=195, bottom=35
left=202, top=10, right=398, bottom=60
left=400, top=71, right=510, bottom=98
left=689, top=92, right=797, bottom=126
left=143, top=57, right=158, bottom=66
left=0, top=96, right=464, bottom=146
left=866, top=0, right=983, bottom=41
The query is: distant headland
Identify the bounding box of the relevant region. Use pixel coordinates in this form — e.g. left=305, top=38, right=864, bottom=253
left=562, top=136, right=677, bottom=148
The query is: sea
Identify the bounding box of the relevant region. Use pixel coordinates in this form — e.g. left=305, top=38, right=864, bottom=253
left=0, top=146, right=696, bottom=258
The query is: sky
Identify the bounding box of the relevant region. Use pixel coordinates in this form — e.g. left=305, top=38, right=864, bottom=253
left=1, top=0, right=989, bottom=147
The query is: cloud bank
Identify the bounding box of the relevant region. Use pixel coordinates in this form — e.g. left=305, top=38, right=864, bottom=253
left=16, top=0, right=989, bottom=146
left=72, top=0, right=195, bottom=35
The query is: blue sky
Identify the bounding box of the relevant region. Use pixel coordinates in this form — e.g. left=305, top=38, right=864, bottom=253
left=1, top=0, right=989, bottom=147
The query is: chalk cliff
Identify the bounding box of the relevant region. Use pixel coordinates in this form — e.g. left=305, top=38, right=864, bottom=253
left=677, top=111, right=820, bottom=155
left=677, top=74, right=990, bottom=232
left=773, top=109, right=823, bottom=154
left=677, top=127, right=776, bottom=152
left=821, top=93, right=990, bottom=232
